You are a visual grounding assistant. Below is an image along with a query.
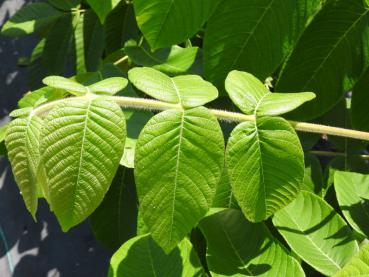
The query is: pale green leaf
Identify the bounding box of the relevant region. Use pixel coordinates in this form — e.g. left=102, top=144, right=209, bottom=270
left=225, top=70, right=315, bottom=116
left=1, top=3, right=63, bottom=37
left=226, top=116, right=304, bottom=222
left=90, top=167, right=138, bottom=251
left=135, top=107, right=224, bottom=252
left=41, top=99, right=126, bottom=231
left=199, top=209, right=305, bottom=277
left=204, top=0, right=321, bottom=87
left=5, top=115, right=43, bottom=218
left=128, top=67, right=218, bottom=108
left=125, top=41, right=200, bottom=75
left=334, top=171, right=369, bottom=238
left=88, top=77, right=128, bottom=95
left=18, top=87, right=66, bottom=108
left=9, top=108, right=33, bottom=118
left=276, top=0, right=369, bottom=120
left=86, top=0, right=120, bottom=24
left=43, top=76, right=87, bottom=96
left=108, top=234, right=203, bottom=277
left=333, top=243, right=369, bottom=277
left=134, top=0, right=220, bottom=49
left=273, top=191, right=359, bottom=276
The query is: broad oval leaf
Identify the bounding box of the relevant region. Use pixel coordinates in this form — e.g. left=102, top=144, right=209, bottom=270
left=334, top=171, right=369, bottom=237
left=333, top=243, right=369, bottom=277
left=1, top=3, right=63, bottom=37
left=5, top=115, right=43, bottom=218
left=90, top=167, right=138, bottom=251
left=128, top=67, right=218, bottom=108
left=273, top=191, right=359, bottom=276
left=133, top=0, right=220, bottom=49
left=135, top=107, right=224, bottom=252
left=199, top=209, right=305, bottom=277
left=88, top=77, right=128, bottom=95
left=86, top=0, right=120, bottom=24
left=226, top=116, right=304, bottom=222
left=125, top=41, right=200, bottom=75
left=276, top=0, right=369, bottom=120
left=204, top=0, right=320, bottom=87
left=43, top=76, right=87, bottom=96
left=225, top=70, right=315, bottom=116
left=41, top=99, right=126, bottom=231
left=108, top=234, right=203, bottom=277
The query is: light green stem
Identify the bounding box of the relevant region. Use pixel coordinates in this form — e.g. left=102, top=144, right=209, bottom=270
left=32, top=96, right=369, bottom=142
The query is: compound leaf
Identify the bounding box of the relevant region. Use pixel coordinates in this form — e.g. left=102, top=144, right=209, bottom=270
left=5, top=115, right=43, bottom=219
left=128, top=67, right=218, bottom=108
left=108, top=234, right=203, bottom=277
left=273, top=191, right=359, bottom=276
left=199, top=209, right=305, bottom=277
left=41, top=98, right=126, bottom=231
left=226, top=116, right=304, bottom=222
left=135, top=107, right=224, bottom=252
left=225, top=70, right=315, bottom=116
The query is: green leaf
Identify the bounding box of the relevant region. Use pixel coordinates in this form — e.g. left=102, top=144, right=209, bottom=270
left=108, top=234, right=203, bottom=276
left=204, top=0, right=320, bottom=88
left=225, top=70, right=315, bottom=116
left=104, top=3, right=140, bottom=54
left=5, top=115, right=43, bottom=219
left=48, top=0, right=81, bottom=10
left=41, top=98, right=126, bottom=231
left=86, top=0, right=120, bottom=24
left=125, top=41, right=200, bottom=75
left=90, top=167, right=138, bottom=251
left=276, top=0, right=369, bottom=120
left=128, top=67, right=218, bottom=108
left=334, top=171, right=369, bottom=238
left=352, top=68, right=369, bottom=132
left=333, top=243, right=369, bottom=277
left=18, top=87, right=66, bottom=108
left=134, top=0, right=220, bottom=49
left=9, top=108, right=33, bottom=118
left=273, top=191, right=359, bottom=276
left=1, top=3, right=63, bottom=37
left=135, top=107, right=224, bottom=252
left=87, top=77, right=128, bottom=95
left=212, top=169, right=238, bottom=209
left=43, top=14, right=75, bottom=75
left=199, top=209, right=305, bottom=277
left=226, top=116, right=304, bottom=222
left=43, top=76, right=87, bottom=96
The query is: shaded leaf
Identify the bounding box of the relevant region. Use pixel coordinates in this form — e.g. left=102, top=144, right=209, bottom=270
left=48, top=0, right=81, bottom=10
left=86, top=0, right=120, bottom=24
left=273, top=191, right=359, bottom=276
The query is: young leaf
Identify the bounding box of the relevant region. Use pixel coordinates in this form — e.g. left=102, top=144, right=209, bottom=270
left=18, top=87, right=66, bottom=108
left=1, top=3, right=63, bottom=37
left=5, top=115, right=43, bottom=219
left=199, top=209, right=305, bottom=277
left=90, top=167, right=138, bottom=251
left=9, top=107, right=33, bottom=118
left=276, top=0, right=369, bottom=120
left=204, top=0, right=320, bottom=87
left=273, top=191, right=359, bottom=276
left=125, top=41, right=200, bottom=75
left=225, top=70, right=315, bottom=116
left=226, top=116, right=304, bottom=222
left=87, top=77, right=128, bottom=95
left=333, top=243, right=369, bottom=277
left=86, top=0, right=120, bottom=24
left=108, top=234, right=203, bottom=277
left=334, top=171, right=369, bottom=238
left=128, top=67, right=218, bottom=108
left=133, top=0, right=220, bottom=49
left=135, top=107, right=224, bottom=252
left=41, top=99, right=126, bottom=231
left=43, top=76, right=87, bottom=96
